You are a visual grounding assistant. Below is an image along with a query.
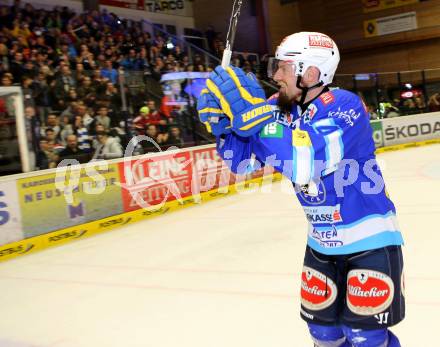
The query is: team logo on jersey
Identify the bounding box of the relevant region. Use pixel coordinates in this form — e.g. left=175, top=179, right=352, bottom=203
left=301, top=266, right=337, bottom=311
left=319, top=92, right=335, bottom=105
left=297, top=180, right=326, bottom=205
left=347, top=269, right=394, bottom=316
left=303, top=104, right=318, bottom=124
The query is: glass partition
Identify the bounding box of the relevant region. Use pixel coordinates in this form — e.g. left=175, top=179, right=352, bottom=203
left=0, top=87, right=31, bottom=175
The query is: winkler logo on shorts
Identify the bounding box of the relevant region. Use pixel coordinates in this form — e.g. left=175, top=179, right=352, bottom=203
left=347, top=269, right=394, bottom=316
left=301, top=266, right=337, bottom=311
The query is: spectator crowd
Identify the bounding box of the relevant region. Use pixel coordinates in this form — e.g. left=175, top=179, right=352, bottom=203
left=0, top=0, right=240, bottom=171
left=2, top=0, right=440, bottom=174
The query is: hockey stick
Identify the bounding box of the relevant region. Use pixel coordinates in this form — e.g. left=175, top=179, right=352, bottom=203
left=221, top=0, right=244, bottom=68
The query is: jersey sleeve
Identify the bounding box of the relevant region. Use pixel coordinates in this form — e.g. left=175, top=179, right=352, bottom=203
left=216, top=133, right=254, bottom=174
left=289, top=91, right=372, bottom=185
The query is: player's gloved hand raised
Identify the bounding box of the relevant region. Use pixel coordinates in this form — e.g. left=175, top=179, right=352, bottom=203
left=197, top=88, right=232, bottom=136
left=206, top=66, right=274, bottom=136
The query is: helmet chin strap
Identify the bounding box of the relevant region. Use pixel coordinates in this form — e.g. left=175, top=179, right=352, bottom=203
left=296, top=76, right=324, bottom=105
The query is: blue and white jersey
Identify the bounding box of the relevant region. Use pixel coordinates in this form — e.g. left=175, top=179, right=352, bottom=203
left=216, top=89, right=403, bottom=255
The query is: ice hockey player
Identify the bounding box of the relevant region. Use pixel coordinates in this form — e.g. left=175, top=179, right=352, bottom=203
left=197, top=32, right=404, bottom=346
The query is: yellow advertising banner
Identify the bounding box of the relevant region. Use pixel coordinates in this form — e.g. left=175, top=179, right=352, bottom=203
left=17, top=163, right=124, bottom=238
left=362, top=0, right=419, bottom=13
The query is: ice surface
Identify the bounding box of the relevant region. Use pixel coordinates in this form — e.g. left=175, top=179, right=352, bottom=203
left=0, top=145, right=439, bottom=346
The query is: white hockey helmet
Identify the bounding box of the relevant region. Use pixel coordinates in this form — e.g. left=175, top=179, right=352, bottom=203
left=269, top=32, right=340, bottom=85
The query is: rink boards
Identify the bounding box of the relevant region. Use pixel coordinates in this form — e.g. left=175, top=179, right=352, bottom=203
left=0, top=143, right=281, bottom=262
left=1, top=112, right=440, bottom=262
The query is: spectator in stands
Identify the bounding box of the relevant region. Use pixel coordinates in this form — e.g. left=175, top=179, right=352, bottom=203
left=195, top=64, right=205, bottom=72
left=403, top=98, right=417, bottom=114
left=78, top=52, right=97, bottom=71
left=1, top=73, right=13, bottom=86
left=60, top=115, right=73, bottom=145
left=45, top=128, right=64, bottom=152
left=94, top=123, right=106, bottom=135
left=133, top=106, right=150, bottom=134
left=67, top=89, right=79, bottom=104
left=91, top=67, right=104, bottom=86
left=58, top=42, right=76, bottom=61
left=91, top=123, right=107, bottom=151
left=54, top=64, right=76, bottom=103
left=101, top=59, right=118, bottom=84
left=98, top=81, right=120, bottom=111
left=95, top=105, right=111, bottom=130
left=74, top=62, right=85, bottom=81
left=92, top=130, right=123, bottom=159
left=242, top=60, right=252, bottom=74
left=165, top=62, right=176, bottom=73
left=368, top=105, right=379, bottom=120
left=9, top=51, right=25, bottom=83
left=205, top=25, right=219, bottom=53
left=183, top=63, right=193, bottom=73
left=77, top=75, right=96, bottom=106
left=58, top=134, right=89, bottom=164
left=385, top=105, right=400, bottom=118
left=379, top=98, right=392, bottom=118
left=137, top=47, right=151, bottom=74
left=213, top=37, right=225, bottom=58
left=414, top=96, right=426, bottom=112
left=0, top=41, right=9, bottom=67
left=151, top=57, right=165, bottom=80
left=21, top=76, right=35, bottom=108
left=72, top=115, right=91, bottom=153
left=77, top=103, right=95, bottom=132
left=33, top=71, right=52, bottom=124
left=193, top=54, right=203, bottom=67
left=36, top=138, right=50, bottom=170
left=428, top=92, right=440, bottom=112
left=147, top=99, right=167, bottom=127
left=160, top=90, right=175, bottom=122
left=173, top=45, right=185, bottom=62
left=142, top=124, right=164, bottom=153
left=34, top=32, right=51, bottom=54
left=39, top=136, right=59, bottom=168
left=120, top=48, right=140, bottom=70
left=0, top=1, right=261, bottom=171
left=42, top=114, right=61, bottom=139
left=163, top=126, right=184, bottom=148
left=60, top=99, right=77, bottom=122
